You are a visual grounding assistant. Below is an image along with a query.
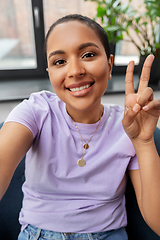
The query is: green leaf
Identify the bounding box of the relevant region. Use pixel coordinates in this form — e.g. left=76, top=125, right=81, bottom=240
left=128, top=10, right=137, bottom=18
left=126, top=20, right=132, bottom=28
left=135, top=29, right=140, bottom=34
left=120, top=3, right=130, bottom=13
left=135, top=16, right=141, bottom=23
left=113, top=0, right=121, bottom=8
left=142, top=22, right=148, bottom=26
left=97, top=5, right=106, bottom=17
left=105, top=26, right=120, bottom=31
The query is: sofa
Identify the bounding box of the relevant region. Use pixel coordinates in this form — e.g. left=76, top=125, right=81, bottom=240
left=0, top=122, right=160, bottom=240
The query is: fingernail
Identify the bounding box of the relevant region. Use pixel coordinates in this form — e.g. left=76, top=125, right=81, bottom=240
left=143, top=105, right=149, bottom=111
left=133, top=103, right=140, bottom=112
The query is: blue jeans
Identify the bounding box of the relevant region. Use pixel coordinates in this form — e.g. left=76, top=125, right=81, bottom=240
left=18, top=225, right=128, bottom=240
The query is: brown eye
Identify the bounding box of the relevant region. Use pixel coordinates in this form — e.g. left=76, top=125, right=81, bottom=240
left=83, top=52, right=96, bottom=59
left=54, top=59, right=66, bottom=66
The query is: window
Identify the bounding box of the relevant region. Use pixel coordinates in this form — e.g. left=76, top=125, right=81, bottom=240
left=0, top=0, right=141, bottom=81
left=0, top=0, right=46, bottom=80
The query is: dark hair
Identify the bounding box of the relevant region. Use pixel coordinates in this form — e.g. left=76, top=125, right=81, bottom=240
left=44, top=14, right=110, bottom=60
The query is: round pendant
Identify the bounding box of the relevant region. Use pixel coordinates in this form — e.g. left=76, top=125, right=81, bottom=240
left=83, top=143, right=89, bottom=149
left=77, top=158, right=86, bottom=167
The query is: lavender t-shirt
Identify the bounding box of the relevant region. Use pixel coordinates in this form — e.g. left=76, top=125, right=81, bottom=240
left=5, top=91, right=138, bottom=233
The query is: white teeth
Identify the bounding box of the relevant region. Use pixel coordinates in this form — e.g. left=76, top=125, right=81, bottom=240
left=70, top=84, right=90, bottom=92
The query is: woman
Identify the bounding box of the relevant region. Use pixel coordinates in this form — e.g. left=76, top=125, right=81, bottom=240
left=0, top=14, right=160, bottom=239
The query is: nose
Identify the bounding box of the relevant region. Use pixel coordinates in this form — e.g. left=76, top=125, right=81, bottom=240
left=67, top=58, right=86, bottom=78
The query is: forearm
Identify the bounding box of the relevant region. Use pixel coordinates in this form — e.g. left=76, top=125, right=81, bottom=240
left=132, top=137, right=160, bottom=235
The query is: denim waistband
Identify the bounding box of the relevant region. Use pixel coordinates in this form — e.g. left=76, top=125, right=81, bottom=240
left=18, top=224, right=128, bottom=240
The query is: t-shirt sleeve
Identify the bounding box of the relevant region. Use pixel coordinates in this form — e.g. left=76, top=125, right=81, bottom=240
left=5, top=99, right=38, bottom=139
left=127, top=154, right=139, bottom=170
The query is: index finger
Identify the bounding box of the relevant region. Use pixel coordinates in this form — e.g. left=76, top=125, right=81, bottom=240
left=138, top=54, right=155, bottom=94
left=125, top=60, right=135, bottom=96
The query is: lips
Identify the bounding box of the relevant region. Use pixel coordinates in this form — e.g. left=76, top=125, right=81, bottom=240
left=66, top=82, right=94, bottom=92
left=70, top=84, right=90, bottom=92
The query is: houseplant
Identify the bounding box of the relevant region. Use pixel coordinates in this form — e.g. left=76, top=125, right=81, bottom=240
left=84, top=0, right=160, bottom=85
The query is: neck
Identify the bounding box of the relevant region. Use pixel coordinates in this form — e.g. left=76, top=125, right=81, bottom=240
left=66, top=104, right=104, bottom=124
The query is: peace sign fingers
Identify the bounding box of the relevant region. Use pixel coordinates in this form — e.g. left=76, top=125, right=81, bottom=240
left=125, top=60, right=135, bottom=96
left=138, top=54, right=155, bottom=94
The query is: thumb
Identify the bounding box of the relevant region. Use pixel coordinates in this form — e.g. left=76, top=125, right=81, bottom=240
left=122, top=103, right=140, bottom=129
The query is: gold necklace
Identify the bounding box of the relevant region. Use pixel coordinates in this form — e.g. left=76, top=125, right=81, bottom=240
left=73, top=112, right=102, bottom=167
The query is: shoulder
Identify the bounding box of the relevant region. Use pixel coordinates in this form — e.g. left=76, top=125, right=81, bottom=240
left=25, top=90, right=66, bottom=124
left=108, top=104, right=124, bottom=113
left=6, top=91, right=61, bottom=120
left=103, top=104, right=124, bottom=125
left=23, top=91, right=63, bottom=113
left=103, top=104, right=130, bottom=140
left=103, top=104, right=136, bottom=156
left=28, top=91, right=59, bottom=106
left=5, top=91, right=64, bottom=138
left=104, top=104, right=124, bottom=113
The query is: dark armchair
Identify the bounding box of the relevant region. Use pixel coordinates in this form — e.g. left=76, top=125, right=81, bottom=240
left=0, top=122, right=160, bottom=240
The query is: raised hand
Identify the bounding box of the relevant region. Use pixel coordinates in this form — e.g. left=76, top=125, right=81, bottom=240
left=122, top=55, right=160, bottom=142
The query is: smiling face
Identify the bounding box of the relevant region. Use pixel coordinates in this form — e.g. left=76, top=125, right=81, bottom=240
left=46, top=21, right=113, bottom=123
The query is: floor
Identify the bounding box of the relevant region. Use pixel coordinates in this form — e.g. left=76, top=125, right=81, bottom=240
left=0, top=76, right=160, bottom=128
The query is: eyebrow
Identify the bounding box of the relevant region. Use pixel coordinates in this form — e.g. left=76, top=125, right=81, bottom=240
left=48, top=50, right=65, bottom=59
left=48, top=42, right=100, bottom=59
left=78, top=42, right=100, bottom=51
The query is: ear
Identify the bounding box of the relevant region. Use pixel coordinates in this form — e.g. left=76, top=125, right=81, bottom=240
left=46, top=68, right=48, bottom=72
left=108, top=54, right=114, bottom=80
